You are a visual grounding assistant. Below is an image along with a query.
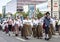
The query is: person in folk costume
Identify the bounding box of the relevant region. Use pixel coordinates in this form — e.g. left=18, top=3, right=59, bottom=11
left=43, top=12, right=52, bottom=40
left=7, top=17, right=13, bottom=36
left=17, top=16, right=23, bottom=33
left=22, top=16, right=32, bottom=39
left=1, top=22, right=4, bottom=31
left=36, top=17, right=43, bottom=39
left=15, top=18, right=19, bottom=36
left=0, top=22, right=2, bottom=30
left=57, top=20, right=60, bottom=35
left=55, top=20, right=59, bottom=31
left=18, top=19, right=23, bottom=37
left=2, top=20, right=6, bottom=32
left=48, top=19, right=53, bottom=39
left=12, top=19, right=15, bottom=34
left=32, top=17, right=38, bottom=38
left=50, top=18, right=55, bottom=35
left=18, top=17, right=23, bottom=31
left=14, top=16, right=20, bottom=36
left=16, top=16, right=23, bottom=36
left=4, top=21, right=8, bottom=34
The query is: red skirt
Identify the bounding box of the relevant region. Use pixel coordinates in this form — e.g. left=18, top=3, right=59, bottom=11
left=4, top=26, right=9, bottom=32
left=11, top=26, right=15, bottom=31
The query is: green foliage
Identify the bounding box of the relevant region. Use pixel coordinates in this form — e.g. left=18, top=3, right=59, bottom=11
left=14, top=12, right=20, bottom=17
left=14, top=9, right=44, bottom=19
left=14, top=11, right=29, bottom=18
left=23, top=11, right=29, bottom=18
left=5, top=12, right=13, bottom=18
left=36, top=9, right=44, bottom=18
left=0, top=13, right=2, bottom=18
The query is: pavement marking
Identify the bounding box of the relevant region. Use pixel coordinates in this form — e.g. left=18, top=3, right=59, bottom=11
left=15, top=37, right=26, bottom=41
left=52, top=35, right=60, bottom=38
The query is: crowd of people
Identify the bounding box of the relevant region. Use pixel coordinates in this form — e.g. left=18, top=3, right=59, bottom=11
left=0, top=12, right=60, bottom=41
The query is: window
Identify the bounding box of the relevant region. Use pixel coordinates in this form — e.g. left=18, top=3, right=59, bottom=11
left=17, top=9, right=23, bottom=12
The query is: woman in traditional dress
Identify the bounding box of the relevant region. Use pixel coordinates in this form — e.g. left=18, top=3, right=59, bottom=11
left=22, top=16, right=32, bottom=39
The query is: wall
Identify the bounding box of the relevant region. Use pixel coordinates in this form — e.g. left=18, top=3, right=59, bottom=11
left=6, top=0, right=17, bottom=14
left=48, top=0, right=59, bottom=19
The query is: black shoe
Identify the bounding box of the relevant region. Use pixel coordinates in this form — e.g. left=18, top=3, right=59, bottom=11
left=45, top=38, right=49, bottom=41
left=25, top=37, right=29, bottom=40
left=37, top=37, right=39, bottom=39
left=47, top=38, right=49, bottom=40
left=9, top=34, right=10, bottom=36
left=33, top=36, right=36, bottom=38
left=45, top=38, right=47, bottom=40
left=15, top=34, right=18, bottom=36
left=40, top=37, right=42, bottom=39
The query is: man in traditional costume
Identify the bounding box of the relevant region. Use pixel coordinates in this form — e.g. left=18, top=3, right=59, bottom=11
left=43, top=12, right=52, bottom=40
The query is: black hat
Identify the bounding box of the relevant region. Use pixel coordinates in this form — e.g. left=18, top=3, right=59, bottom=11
left=45, top=12, right=50, bottom=15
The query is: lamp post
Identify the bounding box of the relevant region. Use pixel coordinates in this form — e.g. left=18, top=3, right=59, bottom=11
left=51, top=0, right=53, bottom=18
left=2, top=6, right=6, bottom=18
left=33, top=3, right=36, bottom=18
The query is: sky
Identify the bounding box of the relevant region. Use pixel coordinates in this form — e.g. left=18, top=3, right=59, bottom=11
left=0, top=0, right=11, bottom=13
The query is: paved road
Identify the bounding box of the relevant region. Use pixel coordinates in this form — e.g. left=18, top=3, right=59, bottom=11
left=0, top=31, right=60, bottom=42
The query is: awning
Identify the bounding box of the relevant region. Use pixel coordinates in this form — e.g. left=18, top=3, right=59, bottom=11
left=17, top=0, right=47, bottom=5
left=32, top=0, right=47, bottom=1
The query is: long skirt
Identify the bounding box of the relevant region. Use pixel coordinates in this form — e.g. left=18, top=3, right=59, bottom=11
left=15, top=24, right=19, bottom=35
left=11, top=26, right=15, bottom=34
left=19, top=26, right=22, bottom=31
left=36, top=25, right=43, bottom=38
left=5, top=26, right=9, bottom=33
left=11, top=26, right=15, bottom=31
left=8, top=25, right=12, bottom=31
left=48, top=27, right=52, bottom=39
left=58, top=25, right=60, bottom=35
left=32, top=25, right=37, bottom=37
left=50, top=24, right=55, bottom=35
left=22, top=24, right=32, bottom=37
left=0, top=25, right=2, bottom=30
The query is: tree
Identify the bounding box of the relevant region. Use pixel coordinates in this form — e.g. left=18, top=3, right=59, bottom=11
left=36, top=9, right=44, bottom=18
left=23, top=11, right=29, bottom=18
left=0, top=13, right=2, bottom=18
left=14, top=11, right=29, bottom=18
left=14, top=12, right=20, bottom=18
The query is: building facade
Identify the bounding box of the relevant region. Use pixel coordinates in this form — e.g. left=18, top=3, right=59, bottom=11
left=5, top=0, right=47, bottom=14
left=59, top=0, right=60, bottom=19
left=6, top=0, right=17, bottom=14
left=48, top=0, right=59, bottom=19
left=2, top=6, right=6, bottom=18
left=5, top=0, right=60, bottom=19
